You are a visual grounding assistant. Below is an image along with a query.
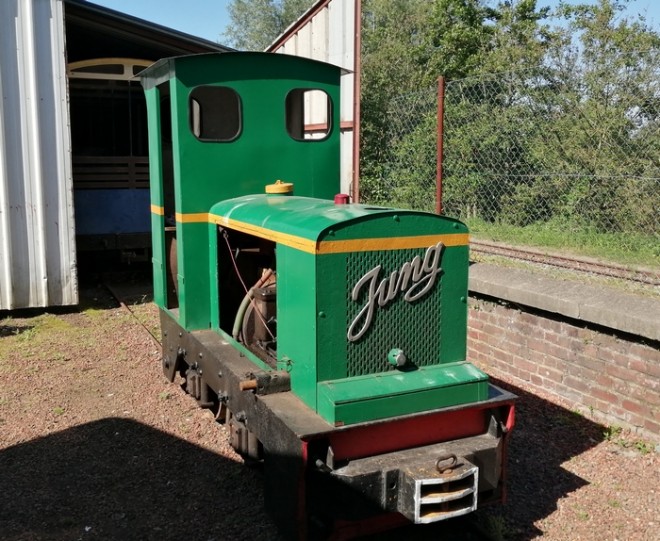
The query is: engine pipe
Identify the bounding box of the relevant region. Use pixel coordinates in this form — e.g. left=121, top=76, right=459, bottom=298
left=232, top=268, right=275, bottom=341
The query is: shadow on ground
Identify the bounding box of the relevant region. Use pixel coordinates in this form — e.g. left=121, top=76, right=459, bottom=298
left=0, top=383, right=607, bottom=541
left=0, top=418, right=280, bottom=541
left=472, top=378, right=606, bottom=540
left=0, top=324, right=34, bottom=337
left=345, top=377, right=607, bottom=541
left=79, top=267, right=154, bottom=310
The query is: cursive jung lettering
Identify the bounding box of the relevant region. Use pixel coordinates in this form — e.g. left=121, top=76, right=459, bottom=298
left=347, top=242, right=445, bottom=342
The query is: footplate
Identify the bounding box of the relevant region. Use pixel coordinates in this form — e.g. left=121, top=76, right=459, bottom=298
left=398, top=459, right=479, bottom=523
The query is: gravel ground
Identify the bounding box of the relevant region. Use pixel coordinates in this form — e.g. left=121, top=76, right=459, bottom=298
left=0, top=271, right=657, bottom=541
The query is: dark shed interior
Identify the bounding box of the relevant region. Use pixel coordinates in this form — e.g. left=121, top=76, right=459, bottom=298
left=63, top=0, right=230, bottom=261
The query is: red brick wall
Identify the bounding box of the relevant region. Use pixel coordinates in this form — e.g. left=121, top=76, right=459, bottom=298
left=468, top=296, right=660, bottom=439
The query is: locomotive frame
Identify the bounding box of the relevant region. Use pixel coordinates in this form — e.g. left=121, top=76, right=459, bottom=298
left=141, top=52, right=515, bottom=540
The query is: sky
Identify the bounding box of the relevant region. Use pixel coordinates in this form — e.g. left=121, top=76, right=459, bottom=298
left=92, top=0, right=233, bottom=44
left=91, top=0, right=660, bottom=45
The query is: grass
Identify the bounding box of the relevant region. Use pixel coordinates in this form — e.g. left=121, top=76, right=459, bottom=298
left=15, top=327, right=37, bottom=342
left=603, top=425, right=623, bottom=441
left=82, top=307, right=106, bottom=320
left=603, top=425, right=654, bottom=455
left=128, top=302, right=162, bottom=343
left=466, top=218, right=659, bottom=269
left=474, top=512, right=510, bottom=541
left=576, top=509, right=590, bottom=521
left=0, top=312, right=89, bottom=371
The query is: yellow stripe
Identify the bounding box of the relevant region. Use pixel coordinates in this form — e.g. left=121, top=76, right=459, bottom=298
left=317, top=234, right=468, bottom=254
left=176, top=212, right=209, bottom=223
left=161, top=212, right=470, bottom=255
left=209, top=215, right=317, bottom=253
left=150, top=204, right=164, bottom=216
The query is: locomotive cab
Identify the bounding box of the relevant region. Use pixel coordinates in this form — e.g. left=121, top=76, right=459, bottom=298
left=141, top=53, right=342, bottom=329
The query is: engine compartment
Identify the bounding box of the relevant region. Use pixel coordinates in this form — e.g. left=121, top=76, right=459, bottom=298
left=217, top=226, right=278, bottom=366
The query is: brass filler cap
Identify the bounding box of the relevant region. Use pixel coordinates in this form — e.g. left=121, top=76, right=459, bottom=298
left=265, top=180, right=294, bottom=195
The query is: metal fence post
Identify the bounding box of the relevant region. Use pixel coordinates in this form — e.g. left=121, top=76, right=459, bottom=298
left=436, top=76, right=445, bottom=215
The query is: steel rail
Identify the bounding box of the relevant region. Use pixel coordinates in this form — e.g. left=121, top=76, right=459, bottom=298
left=470, top=239, right=659, bottom=287
left=103, top=281, right=162, bottom=347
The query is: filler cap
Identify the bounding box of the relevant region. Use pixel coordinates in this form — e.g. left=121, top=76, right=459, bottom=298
left=266, top=180, right=294, bottom=195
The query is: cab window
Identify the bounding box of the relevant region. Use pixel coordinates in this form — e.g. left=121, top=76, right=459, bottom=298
left=190, top=86, right=241, bottom=142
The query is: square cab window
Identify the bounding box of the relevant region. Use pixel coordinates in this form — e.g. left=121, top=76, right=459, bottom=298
left=190, top=86, right=241, bottom=142
left=286, top=89, right=332, bottom=141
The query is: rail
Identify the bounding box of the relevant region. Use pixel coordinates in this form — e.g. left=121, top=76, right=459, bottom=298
left=471, top=239, right=659, bottom=287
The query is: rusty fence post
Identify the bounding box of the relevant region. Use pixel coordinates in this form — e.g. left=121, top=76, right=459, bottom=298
left=436, top=76, right=445, bottom=215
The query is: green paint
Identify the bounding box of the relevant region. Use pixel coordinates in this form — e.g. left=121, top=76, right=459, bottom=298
left=277, top=246, right=319, bottom=406
left=317, top=363, right=489, bottom=425
left=209, top=195, right=468, bottom=243
left=142, top=53, right=343, bottom=329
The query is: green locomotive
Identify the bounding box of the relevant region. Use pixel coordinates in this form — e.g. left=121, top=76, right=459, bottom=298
left=141, top=52, right=515, bottom=539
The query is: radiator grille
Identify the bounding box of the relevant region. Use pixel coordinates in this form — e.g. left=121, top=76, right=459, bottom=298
left=345, top=248, right=442, bottom=377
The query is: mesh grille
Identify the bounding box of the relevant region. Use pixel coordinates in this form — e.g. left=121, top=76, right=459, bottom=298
left=345, top=248, right=442, bottom=377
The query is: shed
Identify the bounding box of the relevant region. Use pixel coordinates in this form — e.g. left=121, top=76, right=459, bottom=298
left=0, top=0, right=228, bottom=310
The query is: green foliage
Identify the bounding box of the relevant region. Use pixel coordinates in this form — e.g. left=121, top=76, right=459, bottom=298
left=360, top=0, right=659, bottom=267
left=422, top=0, right=497, bottom=82
left=224, top=0, right=660, bottom=266
left=224, top=0, right=315, bottom=51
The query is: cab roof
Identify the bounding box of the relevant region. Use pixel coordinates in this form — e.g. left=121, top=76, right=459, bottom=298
left=141, top=52, right=347, bottom=90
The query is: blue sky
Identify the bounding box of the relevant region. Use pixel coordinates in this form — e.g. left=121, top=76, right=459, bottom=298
left=91, top=0, right=660, bottom=45
left=92, top=0, right=233, bottom=43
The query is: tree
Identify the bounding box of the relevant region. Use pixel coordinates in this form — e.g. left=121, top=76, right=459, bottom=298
left=224, top=0, right=315, bottom=51
left=359, top=0, right=496, bottom=206
left=421, top=0, right=497, bottom=82
left=440, top=1, right=561, bottom=224
left=359, top=0, right=555, bottom=210
left=531, top=0, right=660, bottom=232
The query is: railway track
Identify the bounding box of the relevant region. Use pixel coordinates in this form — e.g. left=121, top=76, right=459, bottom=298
left=103, top=277, right=162, bottom=347
left=471, top=238, right=659, bottom=287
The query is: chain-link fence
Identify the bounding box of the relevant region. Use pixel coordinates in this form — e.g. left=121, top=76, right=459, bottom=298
left=376, top=88, right=439, bottom=212
left=367, top=63, right=660, bottom=282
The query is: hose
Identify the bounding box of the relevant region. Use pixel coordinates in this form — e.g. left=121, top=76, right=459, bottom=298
left=232, top=269, right=274, bottom=341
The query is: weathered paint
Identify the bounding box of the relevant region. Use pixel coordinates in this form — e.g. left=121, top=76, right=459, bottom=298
left=317, top=363, right=489, bottom=426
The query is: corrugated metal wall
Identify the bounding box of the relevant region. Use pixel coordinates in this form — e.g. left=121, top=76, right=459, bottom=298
left=0, top=0, right=77, bottom=310
left=268, top=0, right=356, bottom=197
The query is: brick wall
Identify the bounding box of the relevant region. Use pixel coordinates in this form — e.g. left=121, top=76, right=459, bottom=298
left=467, top=294, right=660, bottom=440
